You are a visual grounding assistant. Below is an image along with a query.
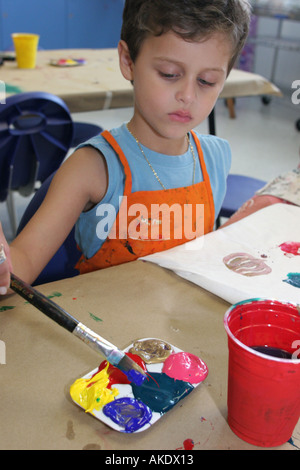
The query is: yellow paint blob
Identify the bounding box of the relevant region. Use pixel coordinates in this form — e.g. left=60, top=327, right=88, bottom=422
left=70, top=363, right=119, bottom=414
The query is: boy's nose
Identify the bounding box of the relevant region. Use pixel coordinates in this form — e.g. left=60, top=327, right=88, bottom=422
left=175, top=78, right=196, bottom=104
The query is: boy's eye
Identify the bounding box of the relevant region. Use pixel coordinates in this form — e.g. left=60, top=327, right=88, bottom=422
left=198, top=78, right=215, bottom=87
left=158, top=69, right=215, bottom=87
left=159, top=71, right=180, bottom=79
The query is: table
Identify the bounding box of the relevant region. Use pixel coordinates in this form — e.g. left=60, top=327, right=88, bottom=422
left=0, top=260, right=298, bottom=450
left=0, top=48, right=282, bottom=114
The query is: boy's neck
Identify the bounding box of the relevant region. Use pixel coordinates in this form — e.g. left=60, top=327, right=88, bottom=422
left=127, top=120, right=189, bottom=156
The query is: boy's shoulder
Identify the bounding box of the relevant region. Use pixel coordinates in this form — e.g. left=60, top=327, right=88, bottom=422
left=193, top=129, right=229, bottom=145
left=192, top=129, right=231, bottom=154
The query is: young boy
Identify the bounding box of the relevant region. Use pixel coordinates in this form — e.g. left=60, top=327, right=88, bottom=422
left=0, top=0, right=251, bottom=292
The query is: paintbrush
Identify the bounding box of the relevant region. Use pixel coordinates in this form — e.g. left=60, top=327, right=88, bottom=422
left=9, top=272, right=147, bottom=386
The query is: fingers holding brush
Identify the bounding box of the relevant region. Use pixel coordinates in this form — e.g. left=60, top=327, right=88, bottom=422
left=0, top=223, right=13, bottom=295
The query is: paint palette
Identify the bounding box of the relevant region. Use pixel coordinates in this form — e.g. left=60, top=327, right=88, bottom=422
left=49, top=58, right=86, bottom=67
left=70, top=338, right=208, bottom=433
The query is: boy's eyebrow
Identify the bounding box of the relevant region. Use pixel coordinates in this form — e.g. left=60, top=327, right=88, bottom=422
left=154, top=57, right=226, bottom=73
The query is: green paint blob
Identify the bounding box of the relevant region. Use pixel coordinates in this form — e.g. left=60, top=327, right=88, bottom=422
left=48, top=292, right=62, bottom=299
left=283, top=272, right=300, bottom=288
left=89, top=312, right=103, bottom=322
left=0, top=306, right=15, bottom=312
left=132, top=372, right=194, bottom=414
left=6, top=84, right=23, bottom=93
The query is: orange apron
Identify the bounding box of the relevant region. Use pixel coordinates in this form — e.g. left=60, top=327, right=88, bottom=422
left=76, top=130, right=215, bottom=274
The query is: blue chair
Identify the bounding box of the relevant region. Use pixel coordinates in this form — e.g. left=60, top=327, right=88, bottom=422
left=216, top=174, right=267, bottom=228
left=72, top=121, right=102, bottom=147
left=0, top=92, right=102, bottom=235
left=17, top=172, right=81, bottom=285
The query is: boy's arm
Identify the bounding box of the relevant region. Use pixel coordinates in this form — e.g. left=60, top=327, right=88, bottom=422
left=0, top=146, right=107, bottom=291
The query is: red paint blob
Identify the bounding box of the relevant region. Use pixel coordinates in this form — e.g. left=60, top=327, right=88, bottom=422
left=94, top=353, right=147, bottom=388
left=183, top=438, right=195, bottom=450
left=279, top=242, right=300, bottom=256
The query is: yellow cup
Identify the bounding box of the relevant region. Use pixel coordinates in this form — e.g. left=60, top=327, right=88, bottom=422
left=12, top=33, right=40, bottom=69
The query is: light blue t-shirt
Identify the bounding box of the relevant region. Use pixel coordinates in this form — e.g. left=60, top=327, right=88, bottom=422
left=75, top=123, right=231, bottom=258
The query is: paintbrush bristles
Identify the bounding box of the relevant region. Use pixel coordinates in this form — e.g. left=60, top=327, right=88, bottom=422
left=74, top=323, right=147, bottom=385
left=118, top=355, right=145, bottom=373
left=118, top=355, right=147, bottom=386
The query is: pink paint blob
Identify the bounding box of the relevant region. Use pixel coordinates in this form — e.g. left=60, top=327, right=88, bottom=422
left=223, top=252, right=272, bottom=276
left=279, top=242, right=300, bottom=256
left=162, top=352, right=208, bottom=384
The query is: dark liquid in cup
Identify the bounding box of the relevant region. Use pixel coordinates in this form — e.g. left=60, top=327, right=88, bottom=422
left=251, top=346, right=292, bottom=359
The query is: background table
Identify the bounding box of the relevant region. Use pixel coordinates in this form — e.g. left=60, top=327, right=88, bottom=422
left=0, top=260, right=298, bottom=450
left=1, top=48, right=282, bottom=114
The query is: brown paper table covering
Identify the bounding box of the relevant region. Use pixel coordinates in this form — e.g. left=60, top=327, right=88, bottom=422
left=1, top=48, right=282, bottom=113
left=0, top=260, right=298, bottom=450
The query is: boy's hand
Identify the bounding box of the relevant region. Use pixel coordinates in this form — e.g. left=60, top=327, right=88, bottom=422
left=0, top=224, right=13, bottom=295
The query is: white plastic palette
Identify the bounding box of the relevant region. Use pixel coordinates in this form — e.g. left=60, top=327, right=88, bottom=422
left=70, top=338, right=208, bottom=433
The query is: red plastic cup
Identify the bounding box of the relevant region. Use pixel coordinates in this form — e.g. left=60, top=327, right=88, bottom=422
left=224, top=298, right=300, bottom=447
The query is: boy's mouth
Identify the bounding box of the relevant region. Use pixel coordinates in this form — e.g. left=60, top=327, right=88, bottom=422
left=168, top=110, right=192, bottom=123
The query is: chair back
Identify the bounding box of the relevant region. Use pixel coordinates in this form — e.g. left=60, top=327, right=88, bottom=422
left=17, top=172, right=80, bottom=285
left=0, top=92, right=73, bottom=201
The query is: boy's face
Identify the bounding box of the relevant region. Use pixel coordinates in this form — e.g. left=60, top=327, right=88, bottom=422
left=119, top=30, right=232, bottom=152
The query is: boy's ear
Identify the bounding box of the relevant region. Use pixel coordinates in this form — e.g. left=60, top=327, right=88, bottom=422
left=118, top=40, right=134, bottom=82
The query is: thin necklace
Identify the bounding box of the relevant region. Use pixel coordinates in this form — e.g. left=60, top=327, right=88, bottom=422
left=126, top=123, right=196, bottom=190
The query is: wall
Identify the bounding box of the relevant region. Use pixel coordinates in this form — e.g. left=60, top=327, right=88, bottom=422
left=0, top=0, right=124, bottom=50
left=251, top=17, right=300, bottom=90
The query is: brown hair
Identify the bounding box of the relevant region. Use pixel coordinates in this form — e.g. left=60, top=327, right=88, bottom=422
left=121, top=0, right=252, bottom=74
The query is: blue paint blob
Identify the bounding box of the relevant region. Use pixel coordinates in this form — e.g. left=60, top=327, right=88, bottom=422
left=102, top=397, right=152, bottom=433
left=288, top=437, right=300, bottom=449
left=125, top=369, right=147, bottom=386
left=131, top=372, right=194, bottom=414
left=283, top=272, right=300, bottom=288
